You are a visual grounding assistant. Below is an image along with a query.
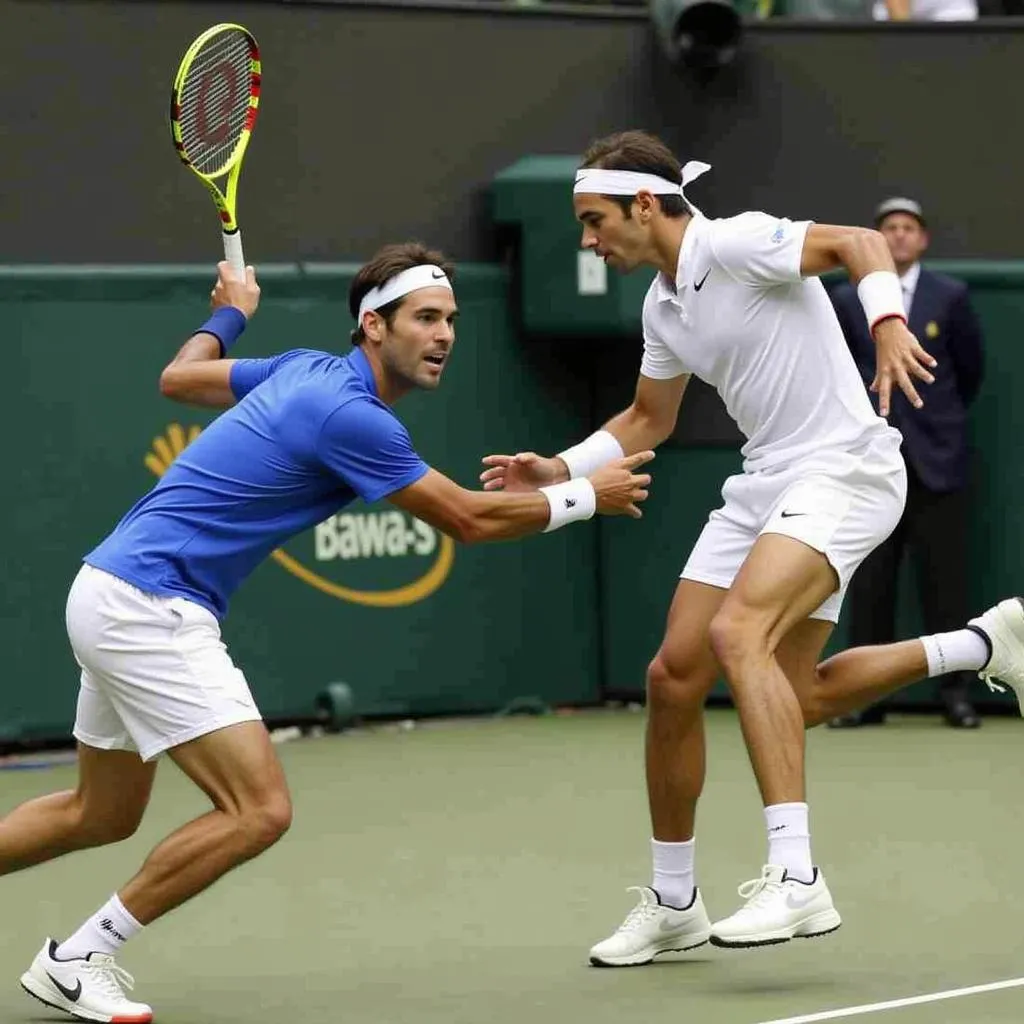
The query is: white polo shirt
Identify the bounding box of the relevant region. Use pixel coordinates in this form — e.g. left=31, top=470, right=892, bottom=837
left=641, top=210, right=895, bottom=473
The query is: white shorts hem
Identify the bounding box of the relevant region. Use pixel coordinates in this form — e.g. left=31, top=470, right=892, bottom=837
left=682, top=558, right=842, bottom=624
left=71, top=728, right=135, bottom=754
left=678, top=569, right=733, bottom=590
left=137, top=709, right=263, bottom=763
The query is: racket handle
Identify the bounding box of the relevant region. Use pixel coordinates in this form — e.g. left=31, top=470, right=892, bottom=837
left=222, top=230, right=246, bottom=280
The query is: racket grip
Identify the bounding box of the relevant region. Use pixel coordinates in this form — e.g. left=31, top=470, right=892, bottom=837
left=222, top=230, right=246, bottom=280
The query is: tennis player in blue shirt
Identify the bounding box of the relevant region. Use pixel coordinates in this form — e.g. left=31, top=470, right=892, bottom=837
left=8, top=243, right=655, bottom=1023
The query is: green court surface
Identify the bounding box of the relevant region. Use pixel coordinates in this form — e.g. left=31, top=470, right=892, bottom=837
left=0, top=707, right=1021, bottom=1024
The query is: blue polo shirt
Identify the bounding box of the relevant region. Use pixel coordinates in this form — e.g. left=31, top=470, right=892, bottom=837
left=85, top=347, right=429, bottom=618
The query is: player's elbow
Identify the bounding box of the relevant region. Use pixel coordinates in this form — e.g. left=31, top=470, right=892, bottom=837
left=440, top=500, right=494, bottom=545
left=650, top=416, right=677, bottom=449
left=159, top=365, right=185, bottom=401
left=448, top=513, right=486, bottom=545
left=632, top=406, right=675, bottom=449
left=840, top=226, right=885, bottom=266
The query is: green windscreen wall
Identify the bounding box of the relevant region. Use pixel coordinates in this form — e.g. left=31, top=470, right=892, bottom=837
left=1, top=264, right=598, bottom=742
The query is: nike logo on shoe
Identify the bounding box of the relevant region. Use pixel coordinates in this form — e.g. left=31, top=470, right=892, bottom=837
left=46, top=972, right=82, bottom=1002
left=785, top=891, right=818, bottom=910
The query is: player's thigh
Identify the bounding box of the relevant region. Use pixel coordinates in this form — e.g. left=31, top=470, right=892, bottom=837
left=683, top=468, right=833, bottom=653
left=75, top=741, right=157, bottom=840
left=648, top=579, right=729, bottom=705
left=717, top=453, right=906, bottom=651
left=168, top=721, right=292, bottom=830
left=714, top=533, right=839, bottom=659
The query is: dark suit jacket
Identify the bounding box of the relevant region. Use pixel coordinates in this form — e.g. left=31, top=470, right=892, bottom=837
left=830, top=268, right=984, bottom=493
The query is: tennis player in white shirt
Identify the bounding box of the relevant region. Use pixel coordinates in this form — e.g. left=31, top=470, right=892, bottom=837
left=481, top=129, right=1024, bottom=961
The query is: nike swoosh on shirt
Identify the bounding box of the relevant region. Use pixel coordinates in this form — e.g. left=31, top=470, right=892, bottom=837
left=694, top=269, right=711, bottom=291
left=46, top=972, right=82, bottom=1002
left=780, top=510, right=806, bottom=519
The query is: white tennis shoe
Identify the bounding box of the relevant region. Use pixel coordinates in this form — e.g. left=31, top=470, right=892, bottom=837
left=589, top=885, right=711, bottom=966
left=20, top=939, right=152, bottom=1023
left=710, top=865, right=841, bottom=949
left=968, top=597, right=1024, bottom=711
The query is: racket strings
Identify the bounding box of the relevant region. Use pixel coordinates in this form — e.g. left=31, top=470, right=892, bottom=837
left=178, top=31, right=255, bottom=175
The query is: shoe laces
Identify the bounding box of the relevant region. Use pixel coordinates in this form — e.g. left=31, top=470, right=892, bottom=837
left=736, top=872, right=785, bottom=910
left=84, top=955, right=136, bottom=998
left=617, top=887, right=661, bottom=932
left=980, top=670, right=1006, bottom=695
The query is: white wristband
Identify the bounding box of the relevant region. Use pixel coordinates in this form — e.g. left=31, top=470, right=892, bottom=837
left=857, top=270, right=907, bottom=332
left=557, top=429, right=624, bottom=479
left=540, top=478, right=597, bottom=533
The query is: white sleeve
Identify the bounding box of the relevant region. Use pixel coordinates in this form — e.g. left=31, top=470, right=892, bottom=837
left=640, top=316, right=687, bottom=381
left=708, top=212, right=812, bottom=287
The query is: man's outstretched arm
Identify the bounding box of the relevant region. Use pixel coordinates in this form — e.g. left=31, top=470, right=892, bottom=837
left=390, top=455, right=654, bottom=544
left=479, top=372, right=687, bottom=493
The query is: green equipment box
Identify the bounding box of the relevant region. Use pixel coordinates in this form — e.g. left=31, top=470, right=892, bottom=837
left=491, top=155, right=654, bottom=338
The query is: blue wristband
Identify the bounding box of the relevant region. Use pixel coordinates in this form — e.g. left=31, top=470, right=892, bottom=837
left=196, top=307, right=247, bottom=356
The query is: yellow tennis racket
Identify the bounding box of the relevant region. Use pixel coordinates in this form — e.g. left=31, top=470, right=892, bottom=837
left=170, top=23, right=261, bottom=279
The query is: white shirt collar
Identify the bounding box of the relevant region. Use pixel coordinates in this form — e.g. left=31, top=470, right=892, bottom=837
left=899, top=261, right=921, bottom=294
left=654, top=213, right=706, bottom=303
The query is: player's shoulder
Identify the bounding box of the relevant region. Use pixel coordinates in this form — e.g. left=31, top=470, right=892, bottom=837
left=706, top=210, right=799, bottom=249
left=266, top=348, right=374, bottom=417
left=269, top=348, right=363, bottom=393
left=272, top=347, right=343, bottom=370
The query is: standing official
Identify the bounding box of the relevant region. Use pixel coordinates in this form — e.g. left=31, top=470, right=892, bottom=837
left=829, top=198, right=985, bottom=728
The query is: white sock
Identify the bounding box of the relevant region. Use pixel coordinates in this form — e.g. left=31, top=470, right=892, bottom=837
left=651, top=838, right=696, bottom=909
left=765, top=803, right=814, bottom=883
left=920, top=630, right=990, bottom=677
left=56, top=894, right=143, bottom=960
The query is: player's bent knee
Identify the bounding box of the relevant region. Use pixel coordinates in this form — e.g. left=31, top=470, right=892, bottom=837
left=239, top=792, right=293, bottom=853
left=74, top=805, right=145, bottom=848
left=70, top=787, right=148, bottom=847
left=646, top=654, right=713, bottom=710
left=707, top=609, right=764, bottom=678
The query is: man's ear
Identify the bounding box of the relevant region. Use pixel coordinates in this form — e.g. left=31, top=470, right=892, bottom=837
left=635, top=190, right=658, bottom=221
left=362, top=311, right=385, bottom=343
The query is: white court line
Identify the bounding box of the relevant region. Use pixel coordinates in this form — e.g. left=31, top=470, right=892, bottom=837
left=756, top=976, right=1024, bottom=1024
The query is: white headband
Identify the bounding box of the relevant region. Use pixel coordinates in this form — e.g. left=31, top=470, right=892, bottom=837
left=357, top=264, right=453, bottom=324
left=573, top=160, right=712, bottom=204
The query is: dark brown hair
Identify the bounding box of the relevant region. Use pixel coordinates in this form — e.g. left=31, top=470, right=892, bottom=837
left=349, top=242, right=456, bottom=345
left=580, top=130, right=689, bottom=220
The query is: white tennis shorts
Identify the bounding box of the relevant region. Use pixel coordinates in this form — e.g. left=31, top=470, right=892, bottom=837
left=66, top=565, right=261, bottom=762
left=682, top=431, right=907, bottom=623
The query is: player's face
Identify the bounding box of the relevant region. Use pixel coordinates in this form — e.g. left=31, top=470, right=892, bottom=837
left=574, top=194, right=649, bottom=272
left=380, top=287, right=458, bottom=391
left=879, top=213, right=929, bottom=269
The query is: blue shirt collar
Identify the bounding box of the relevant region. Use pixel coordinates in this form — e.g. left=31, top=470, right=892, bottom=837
left=347, top=345, right=379, bottom=398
